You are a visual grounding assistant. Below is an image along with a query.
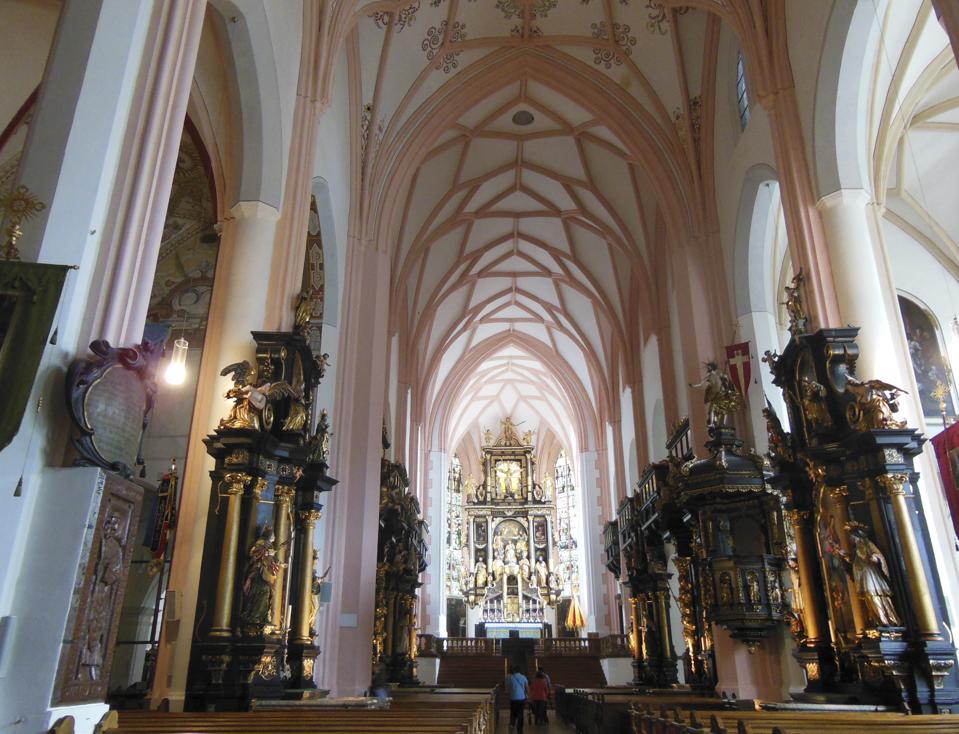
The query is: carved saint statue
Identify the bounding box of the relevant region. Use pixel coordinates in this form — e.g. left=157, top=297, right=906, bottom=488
left=719, top=571, right=734, bottom=605
left=491, top=556, right=504, bottom=583
left=535, top=559, right=549, bottom=588
left=519, top=555, right=531, bottom=581
left=746, top=571, right=761, bottom=606
left=689, top=361, right=743, bottom=426
left=522, top=429, right=534, bottom=446
left=482, top=428, right=494, bottom=447
left=474, top=561, right=488, bottom=588
left=239, top=526, right=281, bottom=632
left=499, top=417, right=521, bottom=446
left=844, top=527, right=901, bottom=628
left=798, top=376, right=831, bottom=431
left=782, top=270, right=807, bottom=330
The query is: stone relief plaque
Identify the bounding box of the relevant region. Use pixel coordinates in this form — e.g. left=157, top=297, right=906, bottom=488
left=52, top=472, right=143, bottom=705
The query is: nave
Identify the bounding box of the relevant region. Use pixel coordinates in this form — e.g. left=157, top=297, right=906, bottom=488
left=8, top=1, right=959, bottom=733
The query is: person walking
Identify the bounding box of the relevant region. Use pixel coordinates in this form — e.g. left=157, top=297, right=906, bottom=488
left=506, top=665, right=530, bottom=732
left=530, top=669, right=549, bottom=724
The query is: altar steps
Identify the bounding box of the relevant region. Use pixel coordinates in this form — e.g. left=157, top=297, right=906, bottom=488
left=536, top=655, right=607, bottom=689
left=437, top=654, right=508, bottom=688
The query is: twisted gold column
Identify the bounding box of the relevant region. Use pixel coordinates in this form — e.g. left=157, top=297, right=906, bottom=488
left=210, top=473, right=247, bottom=637
left=879, top=474, right=940, bottom=638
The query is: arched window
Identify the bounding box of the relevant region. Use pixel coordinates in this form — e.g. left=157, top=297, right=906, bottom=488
left=736, top=51, right=751, bottom=130
left=898, top=295, right=956, bottom=418
left=446, top=454, right=464, bottom=595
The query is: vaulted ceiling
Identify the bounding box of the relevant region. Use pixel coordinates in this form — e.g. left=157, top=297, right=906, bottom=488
left=346, top=0, right=717, bottom=457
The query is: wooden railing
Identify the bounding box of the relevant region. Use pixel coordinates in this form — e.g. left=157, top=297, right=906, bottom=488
left=416, top=634, right=631, bottom=658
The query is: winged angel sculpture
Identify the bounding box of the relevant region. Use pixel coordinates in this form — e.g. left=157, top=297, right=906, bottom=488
left=219, top=360, right=302, bottom=431
left=689, top=361, right=743, bottom=426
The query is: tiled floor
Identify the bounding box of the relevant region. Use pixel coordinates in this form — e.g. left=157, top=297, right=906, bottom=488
left=503, top=715, right=577, bottom=732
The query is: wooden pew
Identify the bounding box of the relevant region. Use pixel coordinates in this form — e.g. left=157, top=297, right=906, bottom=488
left=106, top=690, right=498, bottom=734
left=629, top=703, right=959, bottom=734
left=558, top=687, right=725, bottom=734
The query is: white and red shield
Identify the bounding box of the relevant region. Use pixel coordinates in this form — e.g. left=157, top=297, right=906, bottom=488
left=725, top=342, right=752, bottom=399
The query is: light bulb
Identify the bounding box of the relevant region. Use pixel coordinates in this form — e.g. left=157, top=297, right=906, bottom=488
left=164, top=337, right=189, bottom=385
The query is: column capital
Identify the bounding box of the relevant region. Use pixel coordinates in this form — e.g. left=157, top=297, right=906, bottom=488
left=230, top=200, right=280, bottom=222
left=815, top=188, right=874, bottom=212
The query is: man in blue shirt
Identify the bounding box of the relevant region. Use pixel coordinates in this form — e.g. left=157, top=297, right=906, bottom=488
left=506, top=665, right=529, bottom=733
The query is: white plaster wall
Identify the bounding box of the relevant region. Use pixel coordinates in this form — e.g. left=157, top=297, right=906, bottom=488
left=713, top=25, right=778, bottom=317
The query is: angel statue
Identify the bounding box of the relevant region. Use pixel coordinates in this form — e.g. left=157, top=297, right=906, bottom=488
left=782, top=270, right=807, bottom=334
left=842, top=525, right=901, bottom=628
left=845, top=376, right=908, bottom=431
left=219, top=360, right=300, bottom=431
left=689, top=361, right=743, bottom=426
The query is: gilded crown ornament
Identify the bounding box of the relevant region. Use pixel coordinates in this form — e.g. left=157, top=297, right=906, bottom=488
left=0, top=183, right=46, bottom=261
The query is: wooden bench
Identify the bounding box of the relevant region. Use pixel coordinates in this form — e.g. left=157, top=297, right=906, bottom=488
left=105, top=690, right=498, bottom=734
left=629, top=703, right=959, bottom=734
left=557, top=687, right=725, bottom=734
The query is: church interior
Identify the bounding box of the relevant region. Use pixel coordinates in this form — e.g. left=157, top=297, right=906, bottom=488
left=6, top=0, right=959, bottom=732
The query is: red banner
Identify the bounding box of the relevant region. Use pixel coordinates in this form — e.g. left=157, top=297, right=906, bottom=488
left=930, top=422, right=959, bottom=542
left=725, top=342, right=752, bottom=399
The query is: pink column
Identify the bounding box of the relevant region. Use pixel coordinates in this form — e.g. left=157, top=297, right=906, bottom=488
left=263, top=0, right=324, bottom=332
left=316, top=239, right=392, bottom=695
left=95, top=0, right=207, bottom=345
left=758, top=88, right=841, bottom=331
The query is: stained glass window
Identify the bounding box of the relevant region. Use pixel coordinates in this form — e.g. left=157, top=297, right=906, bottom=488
left=446, top=455, right=465, bottom=595
left=736, top=51, right=751, bottom=130
left=554, top=451, right=579, bottom=595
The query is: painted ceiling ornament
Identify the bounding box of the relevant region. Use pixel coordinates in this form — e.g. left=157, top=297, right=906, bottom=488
left=510, top=24, right=543, bottom=38
left=591, top=21, right=637, bottom=69
left=645, top=1, right=689, bottom=34
left=372, top=1, right=420, bottom=32
left=422, top=20, right=467, bottom=74
left=496, top=0, right=556, bottom=20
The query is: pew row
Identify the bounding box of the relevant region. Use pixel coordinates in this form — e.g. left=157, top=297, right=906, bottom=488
left=104, top=687, right=497, bottom=734
left=629, top=703, right=959, bottom=734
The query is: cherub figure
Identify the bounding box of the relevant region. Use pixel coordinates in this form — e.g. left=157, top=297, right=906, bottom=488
left=219, top=360, right=299, bottom=431
left=689, top=361, right=743, bottom=426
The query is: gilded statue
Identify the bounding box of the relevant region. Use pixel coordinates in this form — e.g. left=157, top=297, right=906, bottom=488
left=522, top=429, right=534, bottom=446
left=782, top=270, right=807, bottom=333
left=763, top=399, right=793, bottom=463
left=463, top=475, right=475, bottom=503
left=746, top=571, right=761, bottom=606
left=519, top=555, right=531, bottom=581
left=474, top=561, right=488, bottom=588
left=294, top=290, right=312, bottom=331
left=239, top=526, right=281, bottom=633
left=842, top=525, right=901, bottom=628
left=719, top=571, right=734, bottom=605
left=497, top=417, right=521, bottom=446
left=797, top=376, right=831, bottom=431
left=845, top=376, right=907, bottom=431
left=535, top=558, right=549, bottom=587
left=491, top=555, right=504, bottom=582
left=689, top=361, right=743, bottom=426
left=281, top=353, right=308, bottom=432
left=482, top=428, right=494, bottom=447
left=219, top=360, right=300, bottom=431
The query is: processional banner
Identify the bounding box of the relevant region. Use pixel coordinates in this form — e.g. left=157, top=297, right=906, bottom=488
left=930, top=422, right=959, bottom=542
left=725, top=341, right=752, bottom=400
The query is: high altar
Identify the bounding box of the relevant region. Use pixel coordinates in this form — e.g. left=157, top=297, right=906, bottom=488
left=462, top=419, right=568, bottom=637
